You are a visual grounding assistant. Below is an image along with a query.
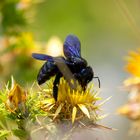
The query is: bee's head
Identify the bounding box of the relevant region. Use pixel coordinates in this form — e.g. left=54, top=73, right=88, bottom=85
left=78, top=66, right=93, bottom=89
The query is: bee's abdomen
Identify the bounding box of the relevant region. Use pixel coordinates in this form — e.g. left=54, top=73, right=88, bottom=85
left=37, top=62, right=58, bottom=85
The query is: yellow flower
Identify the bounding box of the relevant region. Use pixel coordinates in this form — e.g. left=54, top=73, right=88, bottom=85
left=129, top=120, right=140, bottom=135
left=118, top=103, right=140, bottom=120
left=17, top=0, right=32, bottom=9
left=125, top=49, right=140, bottom=77
left=118, top=102, right=140, bottom=135
left=119, top=49, right=140, bottom=135
left=118, top=80, right=140, bottom=135
left=40, top=78, right=106, bottom=124
left=13, top=32, right=40, bottom=56
left=21, top=0, right=31, bottom=3
left=6, top=80, right=27, bottom=112
left=124, top=77, right=140, bottom=87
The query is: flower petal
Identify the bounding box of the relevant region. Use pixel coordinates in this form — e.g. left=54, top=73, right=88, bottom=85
left=11, top=76, right=15, bottom=90
left=78, top=104, right=90, bottom=119
left=99, top=96, right=112, bottom=106
left=97, top=114, right=109, bottom=120
left=42, top=98, right=55, bottom=104
left=53, top=103, right=64, bottom=120
left=72, top=106, right=77, bottom=124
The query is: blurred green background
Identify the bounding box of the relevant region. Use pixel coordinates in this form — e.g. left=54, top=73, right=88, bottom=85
left=1, top=0, right=140, bottom=139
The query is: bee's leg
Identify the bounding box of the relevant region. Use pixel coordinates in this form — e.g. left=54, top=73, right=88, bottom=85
left=53, top=73, right=62, bottom=101
left=93, top=76, right=101, bottom=88
left=83, top=85, right=86, bottom=91
left=73, top=73, right=86, bottom=90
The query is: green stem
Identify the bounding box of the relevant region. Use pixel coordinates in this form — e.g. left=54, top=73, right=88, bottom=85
left=17, top=119, right=31, bottom=140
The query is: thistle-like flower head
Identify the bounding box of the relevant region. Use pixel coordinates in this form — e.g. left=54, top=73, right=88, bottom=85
left=6, top=78, right=27, bottom=113
left=124, top=49, right=140, bottom=88
left=40, top=78, right=106, bottom=125
left=118, top=49, right=140, bottom=135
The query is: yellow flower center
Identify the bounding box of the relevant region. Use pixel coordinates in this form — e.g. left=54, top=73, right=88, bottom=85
left=40, top=78, right=101, bottom=123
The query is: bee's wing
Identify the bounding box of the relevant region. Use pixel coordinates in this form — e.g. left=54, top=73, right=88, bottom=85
left=32, top=53, right=54, bottom=62
left=32, top=53, right=67, bottom=64
left=32, top=53, right=79, bottom=89
left=54, top=57, right=78, bottom=90
left=63, top=34, right=81, bottom=58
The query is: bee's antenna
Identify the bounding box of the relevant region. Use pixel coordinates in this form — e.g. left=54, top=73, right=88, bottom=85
left=93, top=76, right=101, bottom=88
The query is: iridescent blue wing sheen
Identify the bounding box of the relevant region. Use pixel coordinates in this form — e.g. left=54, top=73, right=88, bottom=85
left=32, top=53, right=67, bottom=64
left=32, top=53, right=54, bottom=62
left=63, top=35, right=81, bottom=58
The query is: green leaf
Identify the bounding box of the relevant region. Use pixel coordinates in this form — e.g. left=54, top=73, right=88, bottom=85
left=12, top=129, right=28, bottom=139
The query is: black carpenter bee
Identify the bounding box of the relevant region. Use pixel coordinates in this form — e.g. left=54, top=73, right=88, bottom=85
left=32, top=35, right=100, bottom=101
